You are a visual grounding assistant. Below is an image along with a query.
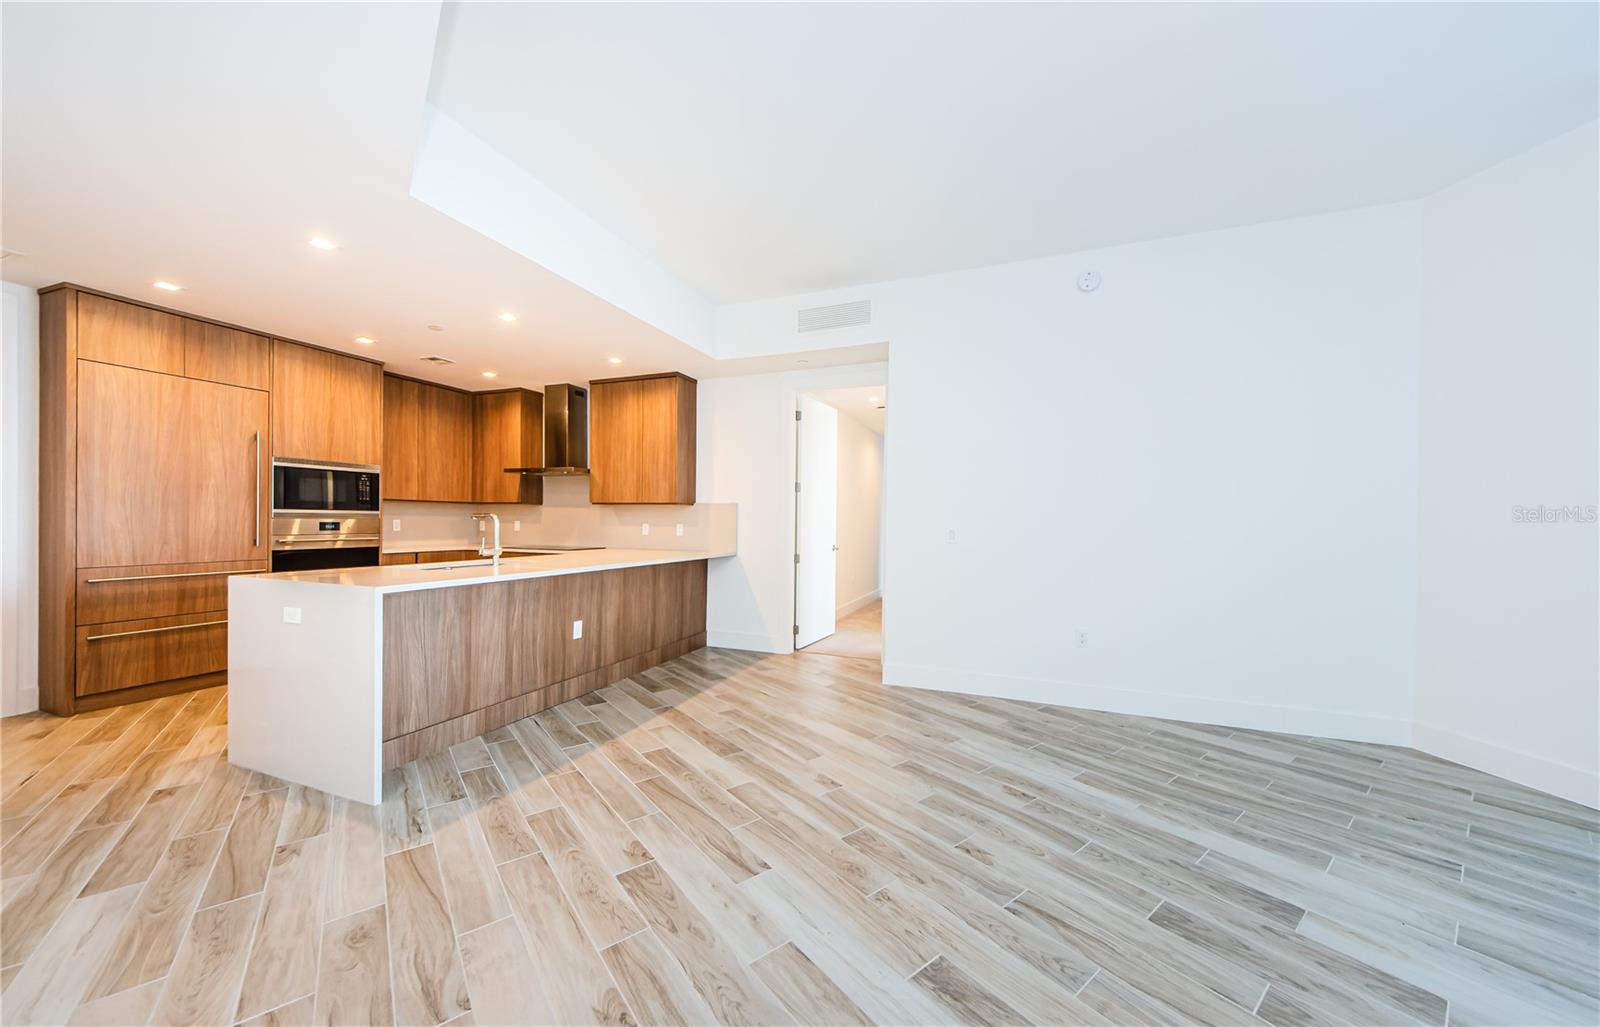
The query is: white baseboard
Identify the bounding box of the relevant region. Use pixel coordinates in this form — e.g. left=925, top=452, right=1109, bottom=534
left=706, top=629, right=792, bottom=655
left=836, top=590, right=881, bottom=618
left=882, top=661, right=1414, bottom=746
left=1412, top=722, right=1599, bottom=810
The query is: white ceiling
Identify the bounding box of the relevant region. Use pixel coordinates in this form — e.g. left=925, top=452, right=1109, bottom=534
left=0, top=2, right=879, bottom=390
left=3, top=2, right=1595, bottom=391
left=429, top=2, right=1599, bottom=303
left=810, top=386, right=888, bottom=435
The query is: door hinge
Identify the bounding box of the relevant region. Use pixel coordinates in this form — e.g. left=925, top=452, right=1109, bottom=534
left=794, top=481, right=801, bottom=493
left=795, top=410, right=802, bottom=421
left=794, top=552, right=800, bottom=564
left=793, top=624, right=799, bottom=635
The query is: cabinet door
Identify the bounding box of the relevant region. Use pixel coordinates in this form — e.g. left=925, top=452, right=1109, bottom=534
left=184, top=321, right=269, bottom=390
left=383, top=375, right=421, bottom=499
left=472, top=390, right=542, bottom=504
left=419, top=384, right=472, bottom=501
left=78, top=361, right=269, bottom=567
left=77, top=294, right=186, bottom=375
left=591, top=375, right=693, bottom=504
left=272, top=341, right=382, bottom=465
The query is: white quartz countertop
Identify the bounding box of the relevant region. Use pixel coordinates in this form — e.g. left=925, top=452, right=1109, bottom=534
left=245, top=547, right=730, bottom=594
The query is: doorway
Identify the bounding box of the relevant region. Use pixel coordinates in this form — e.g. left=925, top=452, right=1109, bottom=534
left=793, top=385, right=886, bottom=661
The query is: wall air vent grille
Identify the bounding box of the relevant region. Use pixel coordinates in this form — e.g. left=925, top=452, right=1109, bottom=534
left=797, top=299, right=871, bottom=333
left=419, top=355, right=455, bottom=365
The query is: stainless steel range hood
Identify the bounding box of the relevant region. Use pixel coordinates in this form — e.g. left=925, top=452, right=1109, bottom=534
left=507, top=383, right=589, bottom=476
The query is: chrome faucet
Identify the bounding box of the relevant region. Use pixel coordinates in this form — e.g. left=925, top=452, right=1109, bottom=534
left=472, top=512, right=502, bottom=569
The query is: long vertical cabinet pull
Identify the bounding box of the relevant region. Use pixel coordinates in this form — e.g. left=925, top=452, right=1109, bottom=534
left=253, top=431, right=262, bottom=547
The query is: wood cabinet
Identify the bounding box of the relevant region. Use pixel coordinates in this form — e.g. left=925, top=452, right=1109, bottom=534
left=589, top=372, right=696, bottom=505
left=272, top=340, right=382, bottom=466
left=380, top=560, right=707, bottom=753
left=39, top=285, right=276, bottom=714
left=382, top=373, right=472, bottom=501
left=77, top=361, right=269, bottom=568
left=472, top=388, right=543, bottom=504
left=76, top=293, right=269, bottom=389
left=379, top=552, right=418, bottom=566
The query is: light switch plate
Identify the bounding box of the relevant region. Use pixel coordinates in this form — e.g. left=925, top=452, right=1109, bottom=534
left=572, top=619, right=583, bottom=640
left=392, top=519, right=401, bottom=532
left=513, top=519, right=521, bottom=532
left=283, top=607, right=302, bottom=624
left=676, top=523, right=684, bottom=537
left=641, top=523, right=650, bottom=536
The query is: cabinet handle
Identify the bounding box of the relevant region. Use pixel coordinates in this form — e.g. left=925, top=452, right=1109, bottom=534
left=86, top=618, right=227, bottom=641
left=253, top=431, right=262, bottom=548
left=83, top=569, right=266, bottom=584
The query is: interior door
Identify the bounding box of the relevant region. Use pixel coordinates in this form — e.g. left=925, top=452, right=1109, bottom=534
left=794, top=394, right=838, bottom=649
left=78, top=361, right=269, bottom=567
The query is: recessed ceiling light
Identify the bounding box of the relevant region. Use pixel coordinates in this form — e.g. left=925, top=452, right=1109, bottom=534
left=498, top=312, right=517, bottom=322
left=868, top=395, right=880, bottom=403
left=355, top=336, right=376, bottom=345
left=607, top=356, right=623, bottom=365
left=308, top=236, right=338, bottom=251
left=481, top=370, right=498, bottom=379
left=152, top=281, right=183, bottom=291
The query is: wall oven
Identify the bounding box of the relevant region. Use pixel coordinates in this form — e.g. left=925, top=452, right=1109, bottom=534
left=271, top=460, right=381, bottom=572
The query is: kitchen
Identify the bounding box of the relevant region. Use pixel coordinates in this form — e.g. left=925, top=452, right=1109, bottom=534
left=37, top=284, right=734, bottom=802
left=4, top=5, right=1596, bottom=1026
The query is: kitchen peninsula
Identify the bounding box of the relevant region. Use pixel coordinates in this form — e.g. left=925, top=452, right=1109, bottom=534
left=228, top=541, right=731, bottom=804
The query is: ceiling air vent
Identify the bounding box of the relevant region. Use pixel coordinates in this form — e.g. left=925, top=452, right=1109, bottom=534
left=419, top=355, right=455, bottom=366
left=797, top=299, right=871, bottom=333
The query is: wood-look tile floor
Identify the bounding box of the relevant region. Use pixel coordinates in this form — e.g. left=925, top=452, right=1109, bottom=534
left=799, top=601, right=883, bottom=662
left=2, top=648, right=1597, bottom=1026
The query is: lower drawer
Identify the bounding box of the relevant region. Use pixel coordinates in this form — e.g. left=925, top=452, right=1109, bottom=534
left=76, top=560, right=266, bottom=625
left=75, top=612, right=228, bottom=697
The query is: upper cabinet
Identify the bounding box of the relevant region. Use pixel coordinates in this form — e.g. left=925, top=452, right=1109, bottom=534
left=473, top=389, right=544, bottom=505
left=77, top=293, right=268, bottom=390
left=382, top=373, right=472, bottom=501
left=272, top=340, right=382, bottom=466
left=589, top=372, right=697, bottom=505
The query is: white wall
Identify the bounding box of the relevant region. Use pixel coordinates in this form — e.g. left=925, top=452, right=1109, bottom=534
left=1414, top=122, right=1599, bottom=806
left=1, top=280, right=41, bottom=716
left=718, top=204, right=1425, bottom=742
left=833, top=411, right=883, bottom=614
left=697, top=362, right=888, bottom=653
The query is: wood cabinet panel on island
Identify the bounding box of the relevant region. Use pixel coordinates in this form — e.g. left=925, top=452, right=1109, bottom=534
left=379, top=560, right=708, bottom=759
left=589, top=372, right=696, bottom=505
left=272, top=339, right=382, bottom=465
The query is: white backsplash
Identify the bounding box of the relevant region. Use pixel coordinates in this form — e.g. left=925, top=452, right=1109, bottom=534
left=383, top=476, right=735, bottom=554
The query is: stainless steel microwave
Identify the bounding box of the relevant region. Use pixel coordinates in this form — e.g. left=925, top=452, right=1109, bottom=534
left=272, top=460, right=380, bottom=514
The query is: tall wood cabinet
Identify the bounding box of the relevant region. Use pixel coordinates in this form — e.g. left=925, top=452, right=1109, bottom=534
left=589, top=372, right=697, bottom=504
left=39, top=286, right=275, bottom=714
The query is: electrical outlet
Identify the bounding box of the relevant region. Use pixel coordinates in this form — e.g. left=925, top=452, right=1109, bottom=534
left=391, top=518, right=401, bottom=532
left=283, top=607, right=302, bottom=624
left=513, top=519, right=521, bottom=532
left=641, top=523, right=650, bottom=536
left=477, top=521, right=485, bottom=534
left=676, top=523, right=684, bottom=537
left=572, top=619, right=583, bottom=640
left=1075, top=628, right=1089, bottom=649
left=946, top=528, right=957, bottom=544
